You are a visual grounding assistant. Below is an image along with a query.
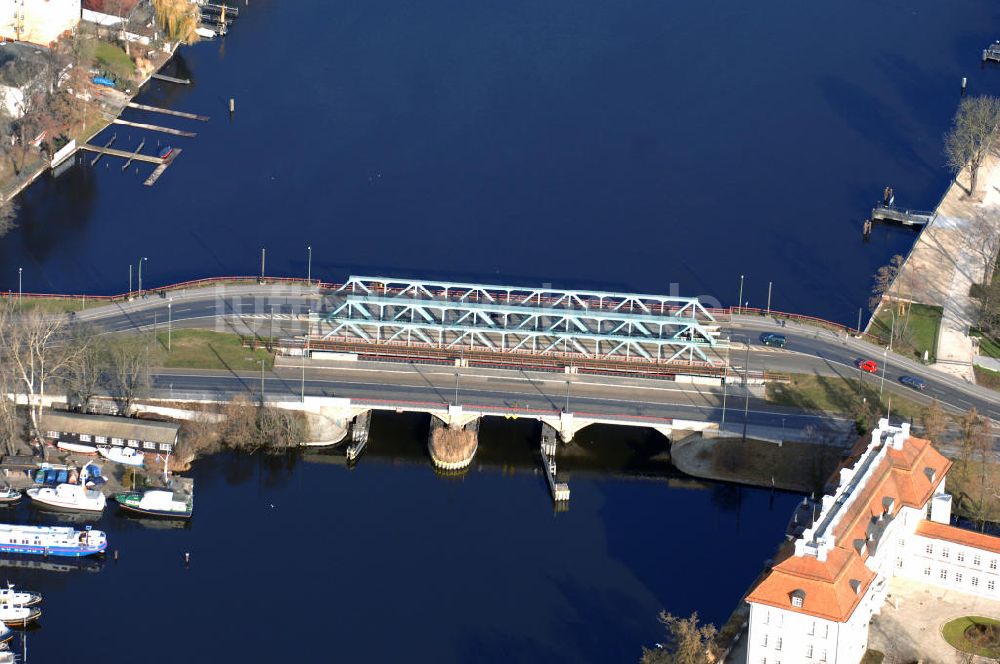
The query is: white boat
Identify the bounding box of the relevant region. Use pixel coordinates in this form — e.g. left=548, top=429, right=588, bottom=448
left=56, top=441, right=98, bottom=455
left=0, top=603, right=40, bottom=627
left=27, top=483, right=106, bottom=513
left=98, top=446, right=144, bottom=467
left=0, top=584, right=41, bottom=607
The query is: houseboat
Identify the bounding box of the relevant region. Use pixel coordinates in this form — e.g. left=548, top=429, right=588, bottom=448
left=0, top=524, right=106, bottom=557
left=115, top=488, right=192, bottom=519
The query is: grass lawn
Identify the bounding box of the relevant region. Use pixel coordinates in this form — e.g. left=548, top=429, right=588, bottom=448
left=942, top=616, right=1000, bottom=657
left=152, top=330, right=273, bottom=372
left=94, top=41, right=134, bottom=83
left=975, top=365, right=1000, bottom=391
left=0, top=296, right=92, bottom=313
left=869, top=303, right=942, bottom=362
left=972, top=331, right=1000, bottom=359
left=766, top=373, right=926, bottom=423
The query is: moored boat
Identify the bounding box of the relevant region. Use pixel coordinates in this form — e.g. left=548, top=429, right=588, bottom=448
left=27, top=483, right=106, bottom=513
left=0, top=584, right=41, bottom=608
left=158, top=145, right=174, bottom=160
left=0, top=524, right=106, bottom=558
left=115, top=489, right=192, bottom=519
left=0, top=604, right=41, bottom=627
left=0, top=486, right=20, bottom=505
left=98, top=446, right=144, bottom=467
left=0, top=623, right=11, bottom=643
left=56, top=441, right=98, bottom=455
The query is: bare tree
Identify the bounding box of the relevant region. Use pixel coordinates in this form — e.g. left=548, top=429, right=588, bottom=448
left=0, top=306, right=85, bottom=441
left=640, top=611, right=720, bottom=664
left=920, top=398, right=947, bottom=442
left=108, top=337, right=151, bottom=415
left=945, top=95, right=1000, bottom=197
left=0, top=198, right=18, bottom=239
left=61, top=325, right=106, bottom=413
left=868, top=254, right=905, bottom=313
left=0, top=368, right=20, bottom=455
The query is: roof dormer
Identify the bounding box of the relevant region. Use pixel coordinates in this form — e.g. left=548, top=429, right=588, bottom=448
left=790, top=588, right=806, bottom=608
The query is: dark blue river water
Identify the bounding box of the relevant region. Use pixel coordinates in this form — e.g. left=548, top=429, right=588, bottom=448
left=0, top=1, right=998, bottom=660
left=4, top=419, right=798, bottom=663
left=5, top=0, right=1000, bottom=324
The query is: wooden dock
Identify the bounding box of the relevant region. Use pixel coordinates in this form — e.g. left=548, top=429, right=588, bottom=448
left=112, top=118, right=196, bottom=137
left=89, top=134, right=117, bottom=166
left=79, top=143, right=164, bottom=164
left=151, top=73, right=191, bottom=85
left=144, top=148, right=181, bottom=186
left=121, top=138, right=145, bottom=171
left=870, top=204, right=935, bottom=227
left=540, top=425, right=570, bottom=503
left=127, top=102, right=209, bottom=121
left=346, top=411, right=372, bottom=462
left=984, top=42, right=1000, bottom=63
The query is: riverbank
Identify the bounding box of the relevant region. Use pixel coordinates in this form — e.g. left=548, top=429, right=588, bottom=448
left=883, top=142, right=1000, bottom=383
left=0, top=40, right=180, bottom=205
left=669, top=432, right=846, bottom=494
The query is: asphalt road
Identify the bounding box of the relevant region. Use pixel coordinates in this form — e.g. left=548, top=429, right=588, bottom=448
left=68, top=284, right=1000, bottom=422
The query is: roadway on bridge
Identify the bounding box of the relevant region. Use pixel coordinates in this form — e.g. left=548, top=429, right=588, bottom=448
left=69, top=284, right=1000, bottom=421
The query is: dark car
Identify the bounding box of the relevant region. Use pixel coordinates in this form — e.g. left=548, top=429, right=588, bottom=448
left=759, top=333, right=786, bottom=348
left=899, top=375, right=926, bottom=391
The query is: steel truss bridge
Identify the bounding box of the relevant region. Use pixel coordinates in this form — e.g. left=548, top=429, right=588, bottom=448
left=312, top=276, right=727, bottom=367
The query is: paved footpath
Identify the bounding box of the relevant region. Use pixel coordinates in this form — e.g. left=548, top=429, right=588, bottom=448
left=889, top=149, right=1000, bottom=383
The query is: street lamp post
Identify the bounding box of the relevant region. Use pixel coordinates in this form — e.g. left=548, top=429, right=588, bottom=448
left=129, top=264, right=132, bottom=297
left=738, top=275, right=744, bottom=315
left=564, top=379, right=571, bottom=414
left=167, top=299, right=172, bottom=351
left=721, top=342, right=730, bottom=427
left=138, top=257, right=147, bottom=297
left=17, top=268, right=22, bottom=307
left=741, top=335, right=751, bottom=442
left=307, top=246, right=312, bottom=285
left=766, top=281, right=772, bottom=317
left=454, top=349, right=464, bottom=406
left=259, top=359, right=265, bottom=405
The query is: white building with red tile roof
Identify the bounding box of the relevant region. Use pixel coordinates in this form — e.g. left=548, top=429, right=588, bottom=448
left=743, top=418, right=997, bottom=664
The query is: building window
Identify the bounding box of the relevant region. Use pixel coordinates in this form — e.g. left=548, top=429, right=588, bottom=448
left=823, top=625, right=829, bottom=639
left=989, top=580, right=996, bottom=591
left=895, top=557, right=903, bottom=569
left=143, top=442, right=156, bottom=450
left=775, top=637, right=782, bottom=651
left=762, top=611, right=769, bottom=625
left=940, top=569, right=948, bottom=581
left=897, top=538, right=905, bottom=547
left=926, top=544, right=934, bottom=555
left=112, top=437, right=123, bottom=445
left=958, top=552, right=966, bottom=563
left=159, top=443, right=171, bottom=451
left=956, top=573, right=963, bottom=584
left=808, top=621, right=815, bottom=636
left=791, top=596, right=803, bottom=608
left=991, top=559, right=997, bottom=570
left=806, top=644, right=814, bottom=658
left=973, top=577, right=980, bottom=588
left=975, top=555, right=982, bottom=566
left=95, top=436, right=107, bottom=444
left=79, top=434, right=91, bottom=442
left=127, top=440, right=139, bottom=448
left=46, top=431, right=59, bottom=439
left=924, top=566, right=932, bottom=576
left=820, top=649, right=828, bottom=662
left=942, top=547, right=950, bottom=559
left=762, top=634, right=768, bottom=647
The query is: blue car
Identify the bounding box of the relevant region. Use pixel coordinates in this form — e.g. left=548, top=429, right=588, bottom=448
left=899, top=375, right=925, bottom=391
left=759, top=333, right=786, bottom=348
